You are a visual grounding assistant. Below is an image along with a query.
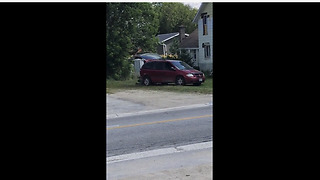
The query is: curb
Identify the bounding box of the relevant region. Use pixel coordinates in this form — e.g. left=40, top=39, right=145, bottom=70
left=107, top=141, right=212, bottom=164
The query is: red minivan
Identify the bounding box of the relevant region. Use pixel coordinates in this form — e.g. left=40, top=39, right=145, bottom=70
left=140, top=60, right=205, bottom=86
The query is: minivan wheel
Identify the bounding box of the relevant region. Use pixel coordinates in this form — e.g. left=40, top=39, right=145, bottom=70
left=143, top=76, right=151, bottom=86
left=175, top=76, right=185, bottom=85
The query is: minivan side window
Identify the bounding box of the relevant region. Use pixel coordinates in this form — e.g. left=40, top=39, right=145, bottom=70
left=154, top=62, right=163, bottom=70
left=155, top=62, right=172, bottom=70
left=164, top=62, right=172, bottom=70
left=142, top=62, right=153, bottom=69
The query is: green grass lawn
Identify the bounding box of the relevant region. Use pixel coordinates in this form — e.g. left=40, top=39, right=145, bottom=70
left=106, top=77, right=213, bottom=94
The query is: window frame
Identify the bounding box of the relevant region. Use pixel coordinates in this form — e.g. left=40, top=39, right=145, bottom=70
left=201, top=13, right=208, bottom=36
left=204, top=45, right=211, bottom=59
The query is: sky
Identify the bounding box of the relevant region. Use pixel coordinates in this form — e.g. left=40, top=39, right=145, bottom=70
left=183, top=2, right=202, bottom=9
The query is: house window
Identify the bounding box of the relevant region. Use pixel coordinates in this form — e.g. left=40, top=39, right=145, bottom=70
left=202, top=13, right=209, bottom=35
left=204, top=45, right=211, bottom=59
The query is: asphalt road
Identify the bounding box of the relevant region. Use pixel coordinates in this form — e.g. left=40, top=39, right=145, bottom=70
left=106, top=105, right=213, bottom=157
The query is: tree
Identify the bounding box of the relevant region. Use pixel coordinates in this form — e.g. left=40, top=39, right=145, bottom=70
left=169, top=39, right=180, bottom=55
left=106, top=3, right=159, bottom=80
left=155, top=3, right=198, bottom=34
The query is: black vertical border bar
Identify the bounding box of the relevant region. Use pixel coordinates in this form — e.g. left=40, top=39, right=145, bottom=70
left=212, top=2, right=216, bottom=180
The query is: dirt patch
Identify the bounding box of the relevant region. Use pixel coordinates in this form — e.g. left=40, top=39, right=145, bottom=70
left=119, top=163, right=213, bottom=180
left=108, top=90, right=212, bottom=109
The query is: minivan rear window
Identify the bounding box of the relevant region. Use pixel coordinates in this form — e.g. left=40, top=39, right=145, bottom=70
left=142, top=62, right=154, bottom=69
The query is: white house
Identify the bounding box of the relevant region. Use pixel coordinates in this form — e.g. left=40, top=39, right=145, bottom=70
left=192, top=2, right=213, bottom=72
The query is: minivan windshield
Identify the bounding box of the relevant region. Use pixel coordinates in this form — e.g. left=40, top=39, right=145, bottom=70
left=171, top=61, right=194, bottom=70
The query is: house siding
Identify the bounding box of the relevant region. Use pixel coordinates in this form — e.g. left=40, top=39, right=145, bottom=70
left=197, top=3, right=213, bottom=72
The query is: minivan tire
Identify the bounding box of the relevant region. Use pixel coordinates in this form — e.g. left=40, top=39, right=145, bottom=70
left=143, top=76, right=152, bottom=86
left=175, top=76, right=185, bottom=86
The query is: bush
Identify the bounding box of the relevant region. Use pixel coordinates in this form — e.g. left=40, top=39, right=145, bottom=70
left=107, top=58, right=133, bottom=81
left=203, top=70, right=213, bottom=78
left=193, top=66, right=200, bottom=70
left=178, top=49, right=194, bottom=67
left=161, top=54, right=179, bottom=60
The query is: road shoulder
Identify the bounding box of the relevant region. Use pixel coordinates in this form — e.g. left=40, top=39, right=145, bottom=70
left=107, top=148, right=212, bottom=180
left=107, top=142, right=213, bottom=180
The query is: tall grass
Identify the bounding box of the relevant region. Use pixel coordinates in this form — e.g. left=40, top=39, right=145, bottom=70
left=106, top=77, right=213, bottom=94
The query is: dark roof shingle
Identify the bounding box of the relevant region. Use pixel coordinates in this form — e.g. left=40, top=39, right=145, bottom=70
left=157, top=32, right=179, bottom=43
left=179, top=29, right=198, bottom=48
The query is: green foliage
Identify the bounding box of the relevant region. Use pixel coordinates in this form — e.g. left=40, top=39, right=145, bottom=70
left=155, top=2, right=198, bottom=34
left=203, top=70, right=213, bottom=78
left=106, top=3, right=159, bottom=80
left=169, top=39, right=180, bottom=55
left=193, top=66, right=200, bottom=71
left=168, top=40, right=194, bottom=67
left=106, top=2, right=198, bottom=80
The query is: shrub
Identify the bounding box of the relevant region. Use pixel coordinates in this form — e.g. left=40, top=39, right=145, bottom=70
left=203, top=70, right=213, bottom=78
left=193, top=66, right=200, bottom=70
left=178, top=49, right=194, bottom=67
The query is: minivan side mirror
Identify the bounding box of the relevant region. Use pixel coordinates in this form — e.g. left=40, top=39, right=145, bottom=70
left=170, top=67, right=176, bottom=71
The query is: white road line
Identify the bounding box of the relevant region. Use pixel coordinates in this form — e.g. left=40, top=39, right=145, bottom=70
left=106, top=141, right=212, bottom=164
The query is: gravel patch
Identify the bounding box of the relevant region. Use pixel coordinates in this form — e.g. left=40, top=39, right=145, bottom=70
left=108, top=90, right=212, bottom=109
